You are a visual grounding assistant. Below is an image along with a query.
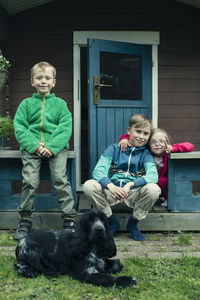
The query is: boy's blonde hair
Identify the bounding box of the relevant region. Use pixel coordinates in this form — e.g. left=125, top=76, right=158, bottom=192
left=151, top=128, right=173, bottom=144
left=128, top=113, right=153, bottom=132
left=30, top=61, right=56, bottom=79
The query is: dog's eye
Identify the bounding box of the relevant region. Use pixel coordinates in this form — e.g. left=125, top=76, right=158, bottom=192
left=100, top=215, right=107, bottom=223
left=89, top=215, right=95, bottom=222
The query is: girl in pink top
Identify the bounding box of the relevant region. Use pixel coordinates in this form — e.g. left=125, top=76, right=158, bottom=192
left=119, top=128, right=194, bottom=207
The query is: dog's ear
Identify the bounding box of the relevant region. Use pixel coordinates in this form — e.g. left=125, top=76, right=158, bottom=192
left=74, top=212, right=91, bottom=256
left=105, top=224, right=117, bottom=258
left=98, top=211, right=117, bottom=258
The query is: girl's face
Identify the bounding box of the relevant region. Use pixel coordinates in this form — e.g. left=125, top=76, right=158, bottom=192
left=150, top=131, right=168, bottom=156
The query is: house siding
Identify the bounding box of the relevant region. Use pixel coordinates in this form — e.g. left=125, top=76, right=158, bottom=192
left=0, top=5, right=10, bottom=118
left=0, top=0, right=199, bottom=151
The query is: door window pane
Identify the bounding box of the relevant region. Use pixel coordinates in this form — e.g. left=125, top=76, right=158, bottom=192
left=100, top=51, right=142, bottom=100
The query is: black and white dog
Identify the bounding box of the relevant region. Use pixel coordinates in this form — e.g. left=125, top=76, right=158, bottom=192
left=14, top=209, right=136, bottom=288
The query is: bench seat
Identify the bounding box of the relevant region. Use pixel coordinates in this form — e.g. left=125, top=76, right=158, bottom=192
left=0, top=150, right=76, bottom=211
left=168, top=151, right=200, bottom=212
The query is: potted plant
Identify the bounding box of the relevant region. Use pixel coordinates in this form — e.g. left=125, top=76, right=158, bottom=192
left=0, top=116, right=14, bottom=149
left=0, top=55, right=11, bottom=92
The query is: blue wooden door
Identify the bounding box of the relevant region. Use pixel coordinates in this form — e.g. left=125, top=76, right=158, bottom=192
left=88, top=38, right=152, bottom=175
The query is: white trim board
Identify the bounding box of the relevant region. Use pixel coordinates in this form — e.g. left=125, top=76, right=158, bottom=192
left=73, top=31, right=160, bottom=191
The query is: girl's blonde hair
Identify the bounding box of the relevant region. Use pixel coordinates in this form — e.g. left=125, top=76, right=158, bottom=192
left=30, top=61, right=56, bottom=79
left=128, top=113, right=153, bottom=132
left=151, top=128, right=173, bottom=144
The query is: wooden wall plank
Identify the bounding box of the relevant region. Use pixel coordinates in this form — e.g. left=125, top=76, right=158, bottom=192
left=159, top=53, right=200, bottom=66
left=159, top=66, right=200, bottom=79
left=159, top=118, right=200, bottom=131
left=159, top=105, right=200, bottom=117
left=9, top=79, right=73, bottom=93
left=10, top=66, right=73, bottom=80
left=158, top=92, right=200, bottom=105
left=159, top=79, right=200, bottom=92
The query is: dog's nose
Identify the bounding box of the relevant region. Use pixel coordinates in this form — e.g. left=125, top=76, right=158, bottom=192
left=91, top=220, right=106, bottom=239
left=95, top=226, right=104, bottom=232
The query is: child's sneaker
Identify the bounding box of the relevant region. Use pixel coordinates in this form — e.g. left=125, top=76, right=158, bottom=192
left=161, top=199, right=168, bottom=207
left=14, top=219, right=32, bottom=241
left=63, top=217, right=77, bottom=232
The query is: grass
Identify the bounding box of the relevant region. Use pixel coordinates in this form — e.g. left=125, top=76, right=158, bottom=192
left=174, top=231, right=193, bottom=246
left=0, top=233, right=17, bottom=246
left=0, top=255, right=200, bottom=300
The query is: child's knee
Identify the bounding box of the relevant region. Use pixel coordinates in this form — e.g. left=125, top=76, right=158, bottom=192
left=83, top=179, right=101, bottom=196
left=23, top=178, right=39, bottom=190
left=144, top=183, right=161, bottom=199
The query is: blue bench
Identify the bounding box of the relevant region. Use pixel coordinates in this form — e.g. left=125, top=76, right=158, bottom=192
left=168, top=151, right=200, bottom=212
left=0, top=150, right=76, bottom=211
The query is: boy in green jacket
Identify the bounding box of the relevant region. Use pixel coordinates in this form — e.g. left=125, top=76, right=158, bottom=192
left=13, top=61, right=76, bottom=241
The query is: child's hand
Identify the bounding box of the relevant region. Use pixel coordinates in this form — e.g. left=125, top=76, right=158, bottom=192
left=164, top=141, right=173, bottom=153
left=35, top=146, right=53, bottom=158
left=35, top=146, right=44, bottom=157
left=118, top=139, right=128, bottom=152
left=165, top=144, right=173, bottom=153
left=123, top=181, right=134, bottom=194
left=107, top=183, right=128, bottom=202
left=40, top=147, right=53, bottom=158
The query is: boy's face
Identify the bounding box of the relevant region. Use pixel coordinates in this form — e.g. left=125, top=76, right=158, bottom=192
left=127, top=124, right=151, bottom=148
left=31, top=67, right=56, bottom=96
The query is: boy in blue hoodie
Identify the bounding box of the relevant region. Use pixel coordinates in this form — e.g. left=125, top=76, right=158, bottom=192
left=13, top=62, right=76, bottom=241
left=83, top=114, right=161, bottom=241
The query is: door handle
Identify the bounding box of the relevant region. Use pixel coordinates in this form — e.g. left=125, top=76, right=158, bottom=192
left=95, top=83, right=112, bottom=88
left=93, top=75, right=112, bottom=105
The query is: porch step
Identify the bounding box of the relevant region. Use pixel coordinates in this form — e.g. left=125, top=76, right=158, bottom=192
left=0, top=210, right=200, bottom=231
left=76, top=192, right=200, bottom=231
left=1, top=193, right=200, bottom=231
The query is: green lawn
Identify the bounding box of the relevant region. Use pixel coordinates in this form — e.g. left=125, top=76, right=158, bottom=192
left=0, top=255, right=200, bottom=300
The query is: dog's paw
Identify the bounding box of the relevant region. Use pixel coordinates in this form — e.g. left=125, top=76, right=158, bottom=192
left=116, top=276, right=137, bottom=288
left=109, top=259, right=123, bottom=273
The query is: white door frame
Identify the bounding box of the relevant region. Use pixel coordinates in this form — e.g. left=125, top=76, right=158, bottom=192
left=73, top=31, right=160, bottom=191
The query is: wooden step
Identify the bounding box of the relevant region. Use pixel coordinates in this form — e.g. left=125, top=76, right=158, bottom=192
left=1, top=210, right=200, bottom=231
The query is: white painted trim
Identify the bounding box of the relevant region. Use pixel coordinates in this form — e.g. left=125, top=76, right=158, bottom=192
left=73, top=31, right=160, bottom=191
left=73, top=44, right=81, bottom=190
left=73, top=31, right=160, bottom=45
left=152, top=45, right=158, bottom=128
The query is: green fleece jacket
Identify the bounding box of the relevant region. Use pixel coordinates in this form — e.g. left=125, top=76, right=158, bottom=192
left=14, top=93, right=72, bottom=156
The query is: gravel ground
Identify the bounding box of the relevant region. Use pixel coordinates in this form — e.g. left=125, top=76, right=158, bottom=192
left=114, top=232, right=200, bottom=259
left=1, top=230, right=200, bottom=259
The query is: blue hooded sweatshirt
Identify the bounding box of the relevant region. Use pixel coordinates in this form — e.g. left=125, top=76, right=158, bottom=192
left=92, top=143, right=158, bottom=189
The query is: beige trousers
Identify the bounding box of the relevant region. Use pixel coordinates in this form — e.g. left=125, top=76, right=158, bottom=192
left=83, top=180, right=161, bottom=220
left=18, top=150, right=76, bottom=219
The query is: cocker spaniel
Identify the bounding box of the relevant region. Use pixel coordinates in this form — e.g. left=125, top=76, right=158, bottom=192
left=14, top=209, right=136, bottom=288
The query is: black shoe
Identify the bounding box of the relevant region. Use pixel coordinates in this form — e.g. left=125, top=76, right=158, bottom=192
left=63, top=217, right=77, bottom=232
left=14, top=219, right=32, bottom=241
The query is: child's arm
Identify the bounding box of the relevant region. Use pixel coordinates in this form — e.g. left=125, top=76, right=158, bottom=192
left=45, top=101, right=72, bottom=155
left=118, top=134, right=130, bottom=152
left=171, top=142, right=194, bottom=153
left=92, top=145, right=130, bottom=201
left=14, top=101, right=41, bottom=153
left=163, top=141, right=194, bottom=154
